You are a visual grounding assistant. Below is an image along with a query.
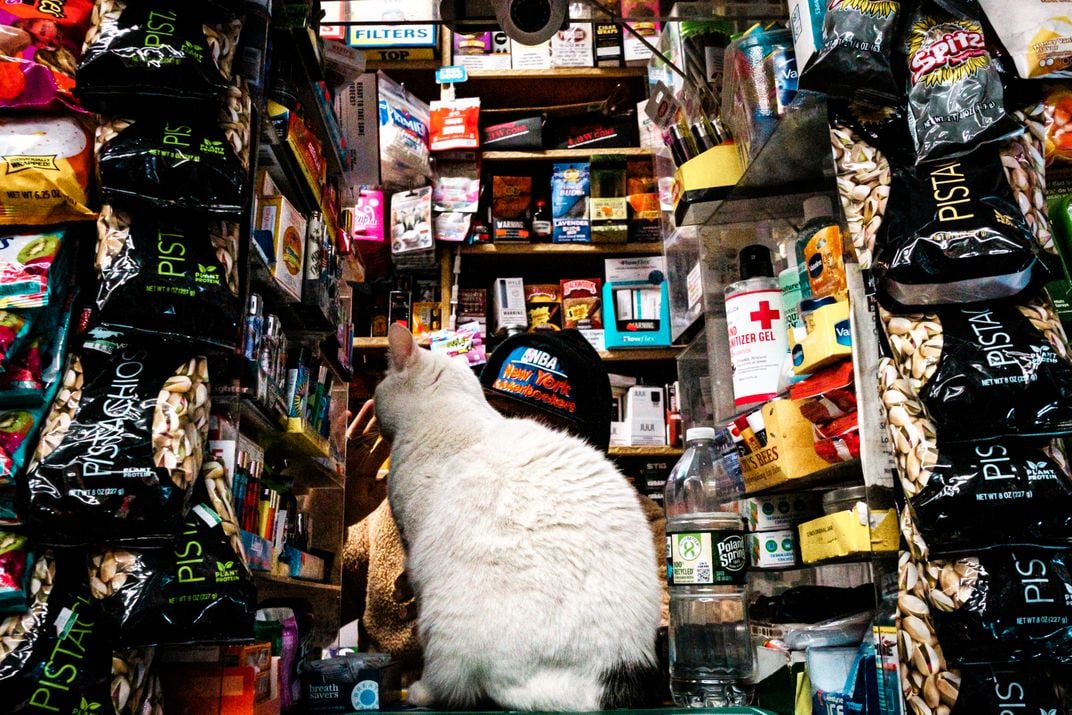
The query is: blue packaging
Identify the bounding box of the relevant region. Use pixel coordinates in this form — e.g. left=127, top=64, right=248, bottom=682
left=551, top=162, right=591, bottom=243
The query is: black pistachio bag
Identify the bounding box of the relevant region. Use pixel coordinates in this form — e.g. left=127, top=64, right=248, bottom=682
left=0, top=553, right=115, bottom=713
left=76, top=0, right=235, bottom=112
left=95, top=208, right=241, bottom=347
left=21, top=330, right=209, bottom=546
left=929, top=547, right=1072, bottom=665
left=88, top=499, right=255, bottom=647
left=875, top=147, right=1044, bottom=309
left=97, top=116, right=248, bottom=215
left=949, top=665, right=1070, bottom=714
left=910, top=441, right=1072, bottom=551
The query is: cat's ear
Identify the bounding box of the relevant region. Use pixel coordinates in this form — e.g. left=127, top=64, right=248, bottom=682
left=388, top=323, right=419, bottom=371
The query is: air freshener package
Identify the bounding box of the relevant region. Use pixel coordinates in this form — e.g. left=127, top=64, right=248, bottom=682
left=551, top=163, right=591, bottom=243
left=904, top=1, right=1019, bottom=163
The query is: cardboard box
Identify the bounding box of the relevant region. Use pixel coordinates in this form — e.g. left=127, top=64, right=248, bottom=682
left=551, top=23, right=594, bottom=67
left=590, top=156, right=628, bottom=243
left=744, top=493, right=822, bottom=531
left=491, top=277, right=527, bottom=334
left=739, top=398, right=834, bottom=493
left=798, top=505, right=898, bottom=564
left=258, top=196, right=306, bottom=301
left=625, top=385, right=665, bottom=446
left=748, top=529, right=798, bottom=569
left=561, top=278, right=602, bottom=329
left=621, top=0, right=659, bottom=64
left=603, top=256, right=671, bottom=349
left=336, top=74, right=381, bottom=186
left=552, top=162, right=591, bottom=243
left=594, top=21, right=623, bottom=66
left=411, top=301, right=442, bottom=336
left=511, top=39, right=551, bottom=69
left=524, top=283, right=562, bottom=331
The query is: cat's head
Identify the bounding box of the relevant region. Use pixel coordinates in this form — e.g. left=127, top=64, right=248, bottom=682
left=374, top=323, right=490, bottom=439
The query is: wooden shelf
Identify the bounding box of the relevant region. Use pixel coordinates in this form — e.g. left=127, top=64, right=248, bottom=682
left=254, top=572, right=342, bottom=592
left=599, top=347, right=684, bottom=362
left=467, top=67, right=647, bottom=79
left=353, top=336, right=432, bottom=351
left=608, top=446, right=683, bottom=457
left=365, top=59, right=440, bottom=71
left=482, top=147, right=652, bottom=161
left=461, top=242, right=662, bottom=256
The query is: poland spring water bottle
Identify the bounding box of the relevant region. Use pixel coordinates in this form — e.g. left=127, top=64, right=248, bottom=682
left=664, top=427, right=753, bottom=707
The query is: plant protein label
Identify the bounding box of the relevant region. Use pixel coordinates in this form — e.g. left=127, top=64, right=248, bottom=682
left=666, top=530, right=747, bottom=586
left=725, top=286, right=789, bottom=407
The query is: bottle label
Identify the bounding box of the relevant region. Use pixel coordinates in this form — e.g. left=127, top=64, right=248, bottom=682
left=725, top=287, right=788, bottom=406
left=666, top=530, right=747, bottom=586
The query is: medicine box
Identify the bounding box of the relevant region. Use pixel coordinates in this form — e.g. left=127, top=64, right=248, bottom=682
left=491, top=277, right=527, bottom=335
left=258, top=196, right=306, bottom=302
left=625, top=385, right=666, bottom=446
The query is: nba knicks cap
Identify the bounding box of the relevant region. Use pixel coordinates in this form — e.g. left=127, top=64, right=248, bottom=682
left=479, top=330, right=612, bottom=453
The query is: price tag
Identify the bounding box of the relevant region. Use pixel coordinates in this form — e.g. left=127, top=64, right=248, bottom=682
left=435, top=65, right=468, bottom=84
left=645, top=81, right=681, bottom=130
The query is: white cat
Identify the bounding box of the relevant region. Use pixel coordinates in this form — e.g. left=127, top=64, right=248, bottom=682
left=375, top=324, right=662, bottom=711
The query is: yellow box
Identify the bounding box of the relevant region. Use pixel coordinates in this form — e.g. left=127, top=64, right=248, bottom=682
left=740, top=398, right=832, bottom=493
left=790, top=299, right=852, bottom=375
left=671, top=143, right=743, bottom=225
left=797, top=505, right=898, bottom=564
left=258, top=196, right=306, bottom=302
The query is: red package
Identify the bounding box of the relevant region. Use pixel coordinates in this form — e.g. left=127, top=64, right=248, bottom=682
left=429, top=98, right=480, bottom=151
left=0, top=0, right=94, bottom=111
left=789, top=360, right=857, bottom=424
left=813, top=411, right=859, bottom=464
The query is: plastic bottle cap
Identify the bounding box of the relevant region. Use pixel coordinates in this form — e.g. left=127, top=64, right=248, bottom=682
left=739, top=244, right=774, bottom=280
left=803, top=195, right=833, bottom=223
left=686, top=427, right=716, bottom=442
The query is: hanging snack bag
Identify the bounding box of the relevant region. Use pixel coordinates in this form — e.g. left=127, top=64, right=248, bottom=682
left=946, top=665, right=1070, bottom=714
left=76, top=0, right=241, bottom=113
left=0, top=554, right=116, bottom=713
left=0, top=403, right=51, bottom=487
left=880, top=298, right=1072, bottom=441
left=95, top=207, right=241, bottom=347
left=111, top=648, right=159, bottom=715
left=925, top=547, right=1072, bottom=665
left=22, top=330, right=210, bottom=545
left=904, top=1, right=1019, bottom=163
left=0, top=310, right=37, bottom=376
left=0, top=532, right=29, bottom=614
left=429, top=98, right=481, bottom=151
left=0, top=0, right=94, bottom=111
left=96, top=115, right=248, bottom=215
left=0, top=293, right=75, bottom=406
left=0, top=229, right=72, bottom=311
left=0, top=115, right=94, bottom=226
left=390, top=187, right=433, bottom=255
left=794, top=0, right=900, bottom=104
left=874, top=146, right=1044, bottom=308
left=87, top=502, right=254, bottom=647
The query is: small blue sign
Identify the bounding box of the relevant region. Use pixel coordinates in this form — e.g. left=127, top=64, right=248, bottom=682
left=435, top=65, right=468, bottom=84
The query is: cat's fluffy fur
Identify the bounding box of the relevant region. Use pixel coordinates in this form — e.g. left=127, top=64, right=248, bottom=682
left=375, top=324, right=662, bottom=711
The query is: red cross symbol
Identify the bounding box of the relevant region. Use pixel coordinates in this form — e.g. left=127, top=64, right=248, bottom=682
left=750, top=301, right=781, bottom=330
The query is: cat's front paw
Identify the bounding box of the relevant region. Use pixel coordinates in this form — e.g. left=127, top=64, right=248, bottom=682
left=407, top=679, right=434, bottom=707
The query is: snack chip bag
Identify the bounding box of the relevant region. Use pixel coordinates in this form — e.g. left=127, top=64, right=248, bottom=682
left=0, top=0, right=94, bottom=111
left=904, top=1, right=1019, bottom=163
left=0, top=116, right=94, bottom=226
left=0, top=229, right=70, bottom=310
